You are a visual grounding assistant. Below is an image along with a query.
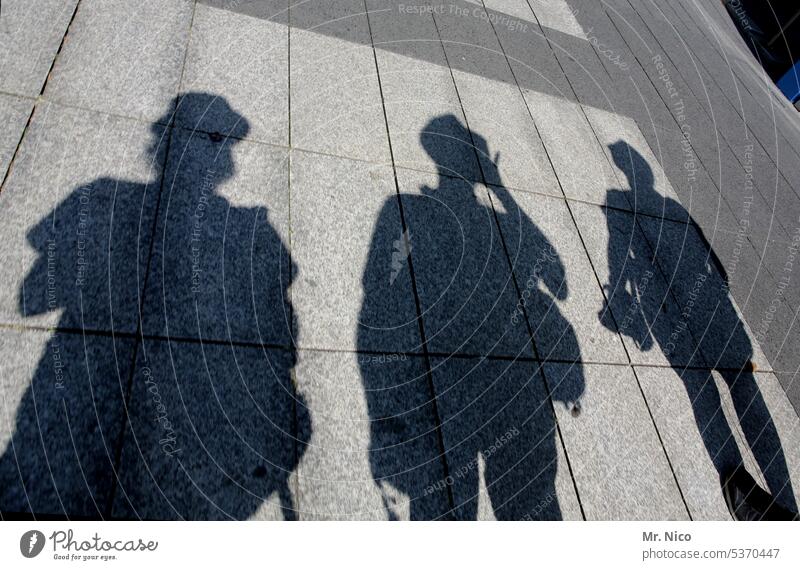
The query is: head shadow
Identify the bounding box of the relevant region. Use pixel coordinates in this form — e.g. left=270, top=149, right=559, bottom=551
left=1, top=92, right=308, bottom=521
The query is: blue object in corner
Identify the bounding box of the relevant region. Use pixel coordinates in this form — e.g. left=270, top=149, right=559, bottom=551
left=777, top=60, right=800, bottom=103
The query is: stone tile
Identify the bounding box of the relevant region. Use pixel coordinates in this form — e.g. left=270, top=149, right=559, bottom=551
left=775, top=370, right=800, bottom=418
left=0, top=102, right=167, bottom=333
left=0, top=328, right=135, bottom=517
left=608, top=5, right=713, bottom=130
left=645, top=1, right=733, bottom=93
left=44, top=0, right=193, bottom=122
left=431, top=356, right=582, bottom=520
left=522, top=89, right=621, bottom=206
left=451, top=70, right=562, bottom=197
left=735, top=261, right=793, bottom=374
left=0, top=0, right=78, bottom=97
left=290, top=150, right=421, bottom=353
left=529, top=0, right=585, bottom=39
left=638, top=217, right=770, bottom=371
left=567, top=0, right=675, bottom=131
left=633, top=2, right=754, bottom=134
left=493, top=189, right=627, bottom=363
left=432, top=0, right=517, bottom=87
left=367, top=0, right=445, bottom=67
left=583, top=105, right=688, bottom=221
left=712, top=228, right=768, bottom=303
left=0, top=94, right=33, bottom=182
left=177, top=2, right=289, bottom=146
left=290, top=0, right=389, bottom=162
left=719, top=371, right=800, bottom=513
left=643, top=124, right=741, bottom=234
left=113, top=338, right=300, bottom=520
left=482, top=0, right=576, bottom=102
left=771, top=308, right=800, bottom=394
left=539, top=16, right=616, bottom=114
left=396, top=168, right=534, bottom=358
left=545, top=362, right=688, bottom=520
left=732, top=139, right=796, bottom=245
left=752, top=290, right=800, bottom=413
left=604, top=60, right=679, bottom=133
left=637, top=366, right=745, bottom=520
left=570, top=201, right=704, bottom=367
left=685, top=129, right=789, bottom=256
left=290, top=0, right=369, bottom=44
left=368, top=3, right=481, bottom=181
left=141, top=126, right=292, bottom=345
left=747, top=237, right=800, bottom=312
left=295, top=350, right=449, bottom=520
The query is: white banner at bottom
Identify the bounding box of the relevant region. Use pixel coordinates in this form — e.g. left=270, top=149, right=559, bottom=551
left=1, top=521, right=798, bottom=569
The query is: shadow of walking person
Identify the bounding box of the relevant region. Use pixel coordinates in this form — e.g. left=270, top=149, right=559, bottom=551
left=358, top=114, right=583, bottom=520
left=0, top=93, right=308, bottom=521
left=599, top=140, right=798, bottom=518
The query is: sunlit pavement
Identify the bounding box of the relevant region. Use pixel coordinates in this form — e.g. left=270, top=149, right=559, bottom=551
left=0, top=0, right=799, bottom=521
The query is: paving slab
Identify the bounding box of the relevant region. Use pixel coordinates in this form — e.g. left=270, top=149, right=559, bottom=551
left=141, top=125, right=293, bottom=345
left=522, top=89, right=622, bottom=207
left=433, top=3, right=562, bottom=195
left=291, top=150, right=421, bottom=353
left=44, top=0, right=193, bottom=122
left=451, top=70, right=561, bottom=196
left=566, top=0, right=676, bottom=131
left=637, top=216, right=770, bottom=371
left=583, top=104, right=688, bottom=221
left=775, top=370, right=800, bottom=417
left=534, top=5, right=617, bottom=116
left=0, top=0, right=78, bottom=97
left=397, top=168, right=534, bottom=358
left=754, top=371, right=800, bottom=508
left=492, top=189, right=627, bottom=363
left=368, top=2, right=481, bottom=181
left=638, top=365, right=800, bottom=518
left=604, top=3, right=717, bottom=135
left=720, top=371, right=800, bottom=513
left=570, top=201, right=704, bottom=367
left=731, top=252, right=796, bottom=373
left=545, top=362, right=688, bottom=520
left=294, top=350, right=449, bottom=520
left=177, top=2, right=289, bottom=146
left=769, top=308, right=800, bottom=406
left=636, top=0, right=800, bottom=199
left=290, top=0, right=390, bottom=162
left=642, top=123, right=741, bottom=235
left=431, top=356, right=582, bottom=520
left=0, top=328, right=134, bottom=517
left=482, top=0, right=576, bottom=102
left=431, top=1, right=518, bottom=88
left=528, top=0, right=586, bottom=40
left=0, top=102, right=167, bottom=333
left=113, top=338, right=299, bottom=520
left=0, top=94, right=33, bottom=182
left=637, top=366, right=749, bottom=520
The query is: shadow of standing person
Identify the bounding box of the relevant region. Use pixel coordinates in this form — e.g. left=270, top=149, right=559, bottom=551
left=599, top=140, right=797, bottom=517
left=0, top=93, right=308, bottom=521
left=358, top=114, right=583, bottom=520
